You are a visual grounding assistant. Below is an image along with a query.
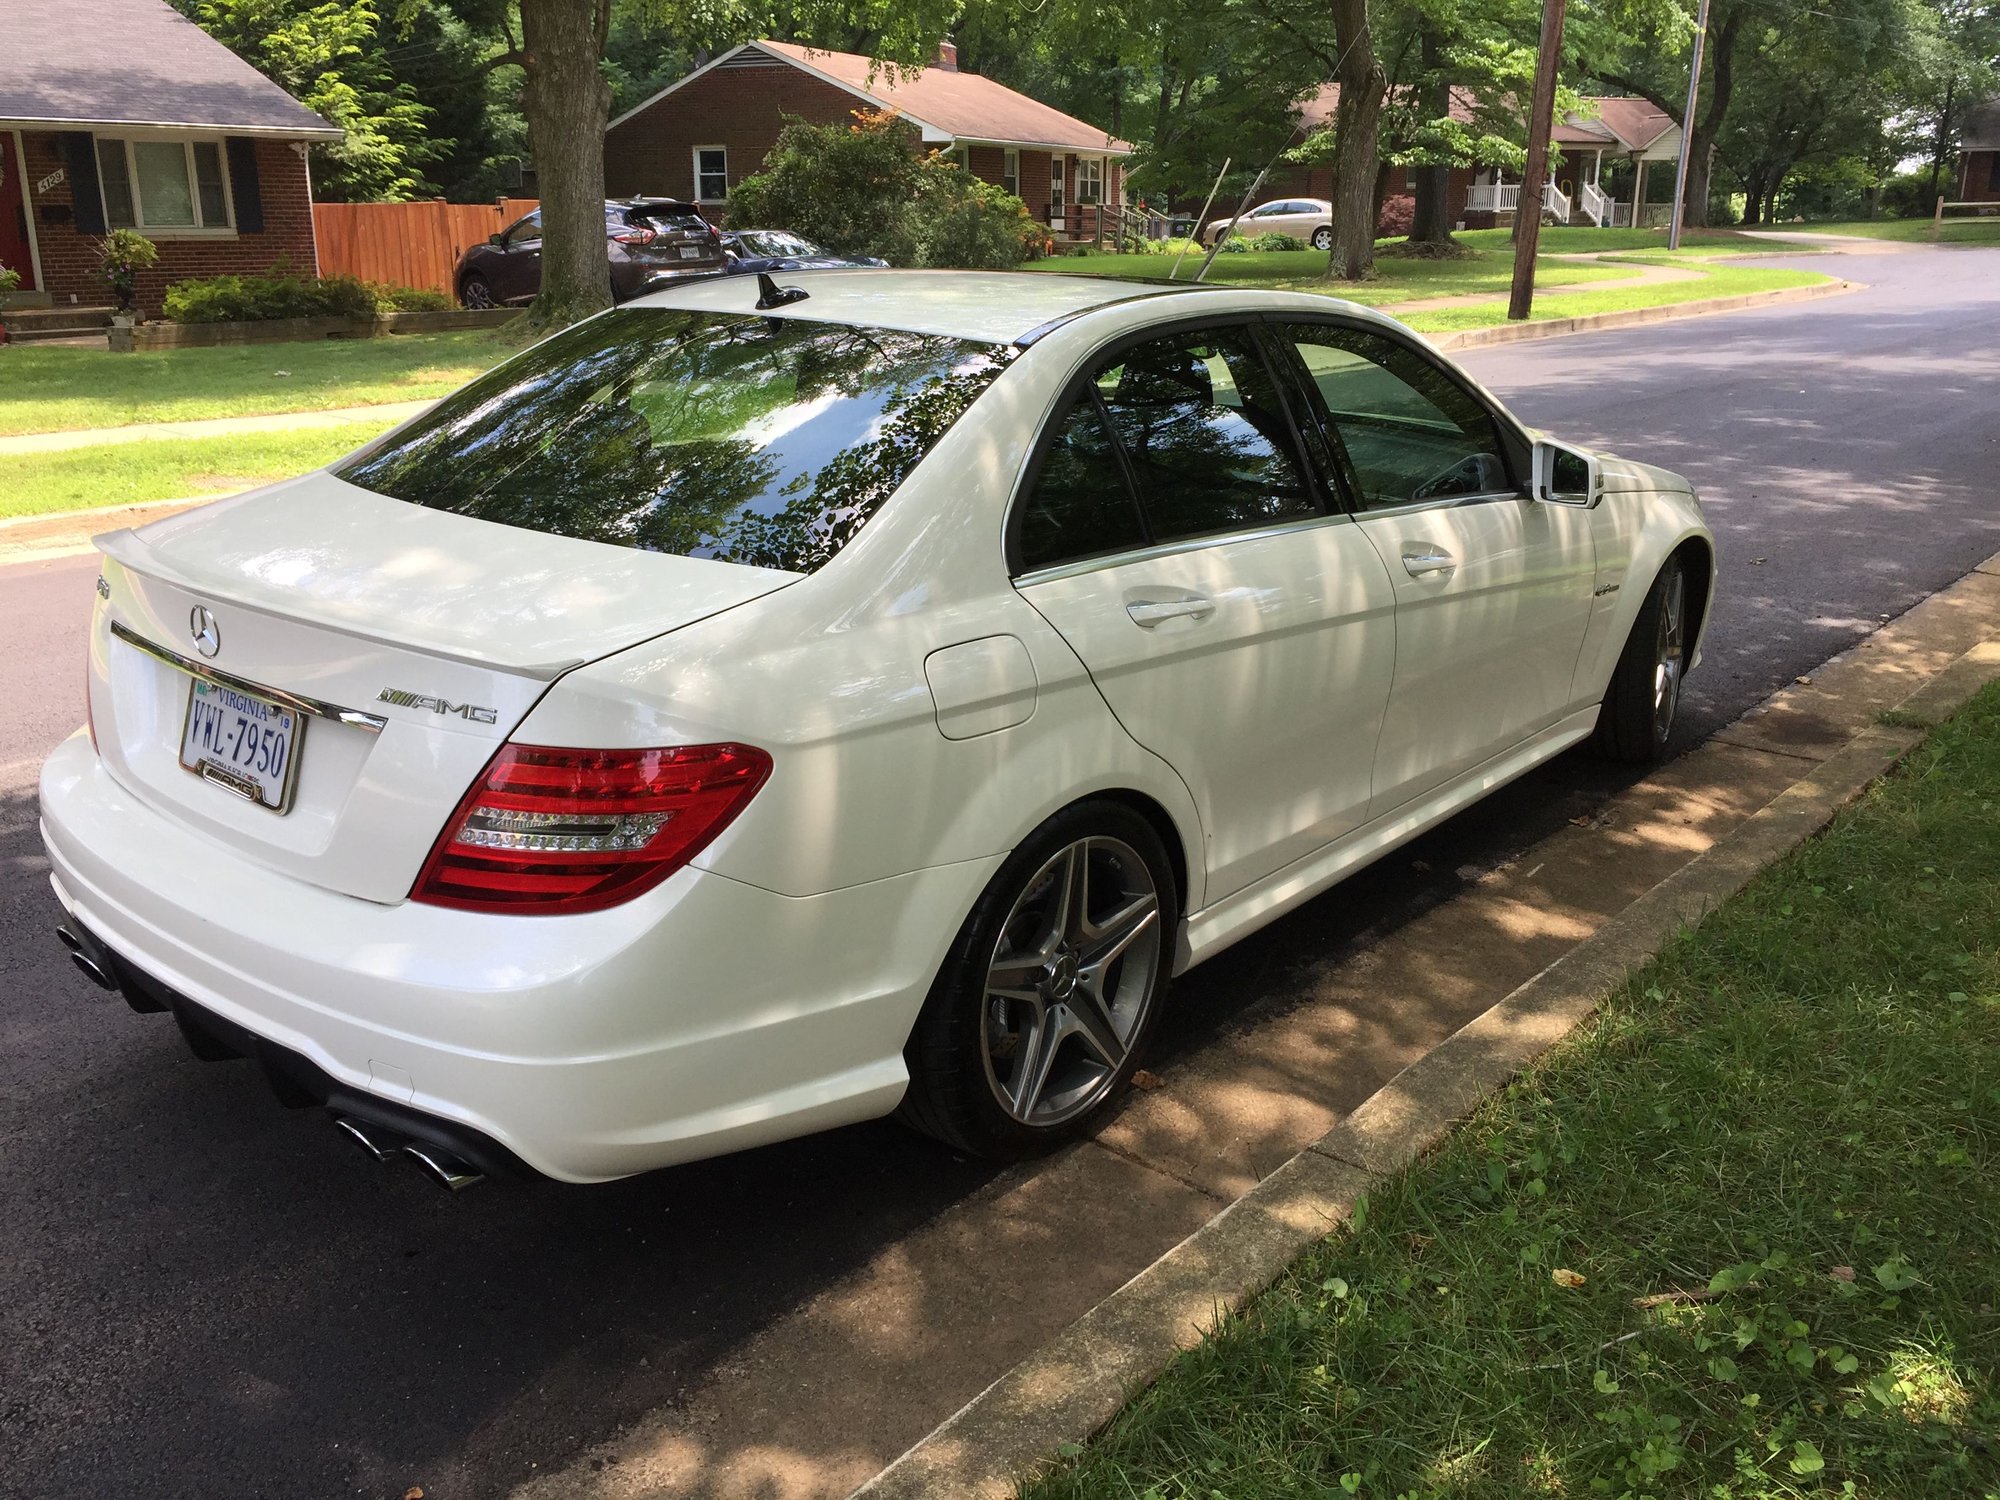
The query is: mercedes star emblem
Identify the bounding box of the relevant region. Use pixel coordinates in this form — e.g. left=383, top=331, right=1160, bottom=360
left=189, top=605, right=221, bottom=658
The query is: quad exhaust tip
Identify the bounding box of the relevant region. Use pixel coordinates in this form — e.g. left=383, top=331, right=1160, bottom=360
left=335, top=1116, right=484, bottom=1190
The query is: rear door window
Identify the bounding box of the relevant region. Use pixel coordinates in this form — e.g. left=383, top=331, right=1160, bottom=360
left=1092, top=326, right=1319, bottom=543
left=337, top=308, right=1015, bottom=574
left=1016, top=395, right=1149, bottom=571
left=628, top=205, right=710, bottom=236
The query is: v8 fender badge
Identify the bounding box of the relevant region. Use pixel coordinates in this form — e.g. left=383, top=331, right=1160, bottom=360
left=377, top=688, right=500, bottom=725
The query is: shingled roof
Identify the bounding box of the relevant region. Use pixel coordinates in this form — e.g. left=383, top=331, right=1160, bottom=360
left=0, top=0, right=340, bottom=137
left=610, top=40, right=1131, bottom=156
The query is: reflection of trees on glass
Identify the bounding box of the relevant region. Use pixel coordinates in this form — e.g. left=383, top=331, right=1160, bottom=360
left=1096, top=330, right=1315, bottom=543
left=337, top=309, right=1016, bottom=575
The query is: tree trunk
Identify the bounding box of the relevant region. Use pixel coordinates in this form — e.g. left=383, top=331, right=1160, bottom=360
left=1324, top=0, right=1386, bottom=280
left=1408, top=24, right=1454, bottom=248
left=1927, top=80, right=1955, bottom=201
left=520, top=0, right=613, bottom=332
left=1680, top=8, right=1741, bottom=230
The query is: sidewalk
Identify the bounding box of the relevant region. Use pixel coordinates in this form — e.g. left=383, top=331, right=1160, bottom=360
left=0, top=398, right=434, bottom=455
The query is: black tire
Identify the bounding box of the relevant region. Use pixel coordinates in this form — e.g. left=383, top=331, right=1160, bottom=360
left=898, top=801, right=1176, bottom=1159
left=1596, top=556, right=1690, bottom=763
left=458, top=274, right=495, bottom=310
left=1311, top=225, right=1333, bottom=250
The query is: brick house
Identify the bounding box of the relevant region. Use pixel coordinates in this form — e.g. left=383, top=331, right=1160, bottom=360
left=1261, top=86, right=1679, bottom=231
left=1959, top=100, right=2000, bottom=205
left=0, top=0, right=339, bottom=314
left=605, top=40, right=1133, bottom=240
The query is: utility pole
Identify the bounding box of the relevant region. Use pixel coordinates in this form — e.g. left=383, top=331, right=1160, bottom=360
left=1667, top=0, right=1712, bottom=249
left=1507, top=0, right=1567, bottom=321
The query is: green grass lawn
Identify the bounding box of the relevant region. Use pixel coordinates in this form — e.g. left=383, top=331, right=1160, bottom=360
left=1025, top=684, right=2000, bottom=1500
left=1028, top=245, right=1627, bottom=305
left=1447, top=225, right=1771, bottom=255
left=0, top=331, right=505, bottom=437
left=1783, top=217, right=2000, bottom=245
left=1400, top=261, right=1832, bottom=334
left=1, top=423, right=387, bottom=520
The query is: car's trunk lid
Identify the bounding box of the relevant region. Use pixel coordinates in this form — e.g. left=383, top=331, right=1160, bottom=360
left=88, top=473, right=795, bottom=902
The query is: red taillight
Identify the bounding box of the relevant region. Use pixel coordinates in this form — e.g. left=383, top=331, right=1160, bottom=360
left=411, top=743, right=772, bottom=915
left=610, top=227, right=657, bottom=245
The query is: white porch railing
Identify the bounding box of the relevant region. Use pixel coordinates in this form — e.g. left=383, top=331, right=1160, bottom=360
left=1579, top=181, right=1611, bottom=225
left=1464, top=179, right=1574, bottom=222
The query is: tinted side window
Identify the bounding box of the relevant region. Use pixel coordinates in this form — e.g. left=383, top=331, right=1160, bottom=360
left=1096, top=328, right=1317, bottom=543
left=1018, top=396, right=1148, bottom=572
left=1277, top=323, right=1510, bottom=510
left=504, top=210, right=541, bottom=247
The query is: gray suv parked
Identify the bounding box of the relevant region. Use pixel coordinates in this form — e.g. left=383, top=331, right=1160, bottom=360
left=455, top=199, right=727, bottom=308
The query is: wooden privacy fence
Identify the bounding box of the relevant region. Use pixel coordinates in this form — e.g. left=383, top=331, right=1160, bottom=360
left=313, top=198, right=539, bottom=297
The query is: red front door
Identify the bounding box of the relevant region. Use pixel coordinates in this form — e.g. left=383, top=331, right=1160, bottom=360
left=0, top=134, right=38, bottom=291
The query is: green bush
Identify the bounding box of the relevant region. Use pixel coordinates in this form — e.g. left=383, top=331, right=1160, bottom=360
left=163, top=265, right=447, bottom=322
left=1215, top=236, right=1250, bottom=254
left=730, top=108, right=1034, bottom=269
left=912, top=159, right=1034, bottom=269
left=726, top=109, right=925, bottom=265
left=1248, top=231, right=1309, bottom=251
left=373, top=283, right=453, bottom=312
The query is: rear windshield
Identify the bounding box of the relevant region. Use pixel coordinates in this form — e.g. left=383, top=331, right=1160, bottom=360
left=628, top=206, right=708, bottom=234
left=337, top=309, right=1015, bottom=574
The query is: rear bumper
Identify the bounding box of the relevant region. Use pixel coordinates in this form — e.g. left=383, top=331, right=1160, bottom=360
left=40, top=731, right=998, bottom=1182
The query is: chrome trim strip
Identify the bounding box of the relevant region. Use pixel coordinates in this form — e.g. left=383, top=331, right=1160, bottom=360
left=1011, top=511, right=1355, bottom=588
left=109, top=620, right=389, bottom=733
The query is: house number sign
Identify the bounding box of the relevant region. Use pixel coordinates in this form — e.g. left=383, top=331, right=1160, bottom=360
left=37, top=167, right=65, bottom=193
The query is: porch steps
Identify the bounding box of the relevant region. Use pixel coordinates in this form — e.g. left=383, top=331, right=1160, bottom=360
left=2, top=305, right=116, bottom=342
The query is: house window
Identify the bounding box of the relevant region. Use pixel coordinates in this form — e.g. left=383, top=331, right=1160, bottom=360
left=1002, top=148, right=1020, bottom=198
left=96, top=136, right=231, bottom=232
left=1075, top=157, right=1103, bottom=204
left=693, top=146, right=728, bottom=201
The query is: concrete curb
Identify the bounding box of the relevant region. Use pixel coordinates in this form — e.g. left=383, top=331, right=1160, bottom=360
left=1424, top=276, right=1857, bottom=351
left=854, top=637, right=2000, bottom=1500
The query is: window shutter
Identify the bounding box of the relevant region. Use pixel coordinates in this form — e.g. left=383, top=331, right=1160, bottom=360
left=64, top=133, right=106, bottom=235
left=226, top=138, right=264, bottom=233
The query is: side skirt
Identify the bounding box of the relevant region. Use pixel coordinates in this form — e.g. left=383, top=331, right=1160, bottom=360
left=1175, top=707, right=1600, bottom=973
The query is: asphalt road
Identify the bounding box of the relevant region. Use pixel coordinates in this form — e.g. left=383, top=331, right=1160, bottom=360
left=3, top=244, right=1997, bottom=1500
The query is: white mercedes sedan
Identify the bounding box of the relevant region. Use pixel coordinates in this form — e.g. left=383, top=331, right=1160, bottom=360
left=40, top=271, right=1713, bottom=1187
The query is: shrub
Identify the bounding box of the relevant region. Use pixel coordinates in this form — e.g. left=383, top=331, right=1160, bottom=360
left=1376, top=194, right=1415, bottom=238
left=162, top=265, right=445, bottom=322
left=1249, top=231, right=1309, bottom=251
left=98, top=230, right=159, bottom=312
left=0, top=263, right=20, bottom=306
left=373, top=283, right=453, bottom=312
left=1215, top=235, right=1250, bottom=254
left=726, top=109, right=925, bottom=265
left=912, top=158, right=1034, bottom=269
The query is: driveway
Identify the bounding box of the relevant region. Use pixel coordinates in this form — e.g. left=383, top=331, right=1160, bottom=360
left=1, top=243, right=1997, bottom=1500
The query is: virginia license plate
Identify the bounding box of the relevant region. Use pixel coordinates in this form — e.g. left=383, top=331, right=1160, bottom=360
left=179, top=676, right=304, bottom=812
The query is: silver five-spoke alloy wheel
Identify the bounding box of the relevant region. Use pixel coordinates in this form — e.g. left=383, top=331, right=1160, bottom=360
left=979, top=836, right=1161, bottom=1127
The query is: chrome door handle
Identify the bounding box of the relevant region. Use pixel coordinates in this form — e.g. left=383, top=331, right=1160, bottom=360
left=1125, top=596, right=1215, bottom=628
left=1402, top=548, right=1456, bottom=579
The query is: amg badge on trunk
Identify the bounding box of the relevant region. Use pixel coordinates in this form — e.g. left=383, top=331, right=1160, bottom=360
left=376, top=689, right=499, bottom=724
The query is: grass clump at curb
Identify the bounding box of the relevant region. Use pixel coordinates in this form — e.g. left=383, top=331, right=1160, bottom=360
left=1025, top=683, right=2000, bottom=1500
left=0, top=425, right=388, bottom=519
left=0, top=331, right=504, bottom=436
left=1399, top=263, right=1830, bottom=334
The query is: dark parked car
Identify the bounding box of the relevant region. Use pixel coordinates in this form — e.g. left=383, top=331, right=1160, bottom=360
left=456, top=200, right=727, bottom=308
left=719, top=230, right=888, bottom=274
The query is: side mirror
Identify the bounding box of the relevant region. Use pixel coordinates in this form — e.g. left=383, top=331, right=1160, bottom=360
left=487, top=233, right=504, bottom=248
left=1532, top=439, right=1602, bottom=508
